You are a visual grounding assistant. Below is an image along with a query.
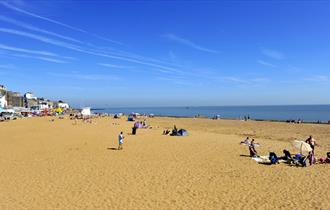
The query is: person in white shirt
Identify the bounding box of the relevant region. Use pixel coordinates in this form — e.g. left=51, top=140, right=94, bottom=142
left=118, top=132, right=124, bottom=150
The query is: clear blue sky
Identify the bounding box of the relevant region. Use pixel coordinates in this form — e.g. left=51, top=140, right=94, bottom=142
left=1, top=0, right=330, bottom=107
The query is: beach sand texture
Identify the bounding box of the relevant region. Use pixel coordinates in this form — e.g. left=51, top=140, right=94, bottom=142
left=0, top=117, right=329, bottom=209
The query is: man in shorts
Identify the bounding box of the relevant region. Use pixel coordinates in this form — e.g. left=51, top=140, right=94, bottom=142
left=118, top=131, right=124, bottom=150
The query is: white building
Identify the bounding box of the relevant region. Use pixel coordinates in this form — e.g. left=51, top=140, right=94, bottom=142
left=58, top=102, right=70, bottom=109
left=39, top=102, right=50, bottom=110
left=81, top=107, right=91, bottom=116
left=31, top=102, right=50, bottom=111
left=24, top=92, right=37, bottom=100
left=0, top=93, right=7, bottom=108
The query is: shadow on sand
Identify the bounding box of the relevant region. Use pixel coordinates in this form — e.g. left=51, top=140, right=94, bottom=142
left=239, top=154, right=251, bottom=157
left=107, top=147, right=118, bottom=150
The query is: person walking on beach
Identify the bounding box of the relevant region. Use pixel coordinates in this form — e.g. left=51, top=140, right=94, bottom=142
left=118, top=131, right=124, bottom=150
left=249, top=139, right=258, bottom=157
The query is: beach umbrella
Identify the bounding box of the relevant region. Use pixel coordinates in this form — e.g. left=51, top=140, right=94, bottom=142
left=292, top=140, right=312, bottom=154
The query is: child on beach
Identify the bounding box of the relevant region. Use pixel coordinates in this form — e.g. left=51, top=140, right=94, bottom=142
left=118, top=132, right=124, bottom=150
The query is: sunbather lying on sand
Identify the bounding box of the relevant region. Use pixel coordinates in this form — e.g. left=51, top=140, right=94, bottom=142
left=318, top=152, right=330, bottom=164
left=163, top=129, right=170, bottom=135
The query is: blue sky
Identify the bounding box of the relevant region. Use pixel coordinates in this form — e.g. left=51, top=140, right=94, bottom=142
left=0, top=0, right=330, bottom=107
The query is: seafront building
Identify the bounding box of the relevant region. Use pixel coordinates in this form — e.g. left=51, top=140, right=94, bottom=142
left=0, top=93, right=7, bottom=108
left=0, top=84, right=69, bottom=110
left=0, top=85, right=8, bottom=108
left=6, top=91, right=24, bottom=107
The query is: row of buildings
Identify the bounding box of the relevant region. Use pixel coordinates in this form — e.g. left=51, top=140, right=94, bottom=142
left=0, top=84, right=69, bottom=110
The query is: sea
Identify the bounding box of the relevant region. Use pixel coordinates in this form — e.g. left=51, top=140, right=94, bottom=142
left=93, top=105, right=330, bottom=122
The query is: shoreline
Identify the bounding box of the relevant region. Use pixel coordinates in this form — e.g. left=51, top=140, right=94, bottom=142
left=90, top=111, right=330, bottom=125
left=90, top=104, right=330, bottom=123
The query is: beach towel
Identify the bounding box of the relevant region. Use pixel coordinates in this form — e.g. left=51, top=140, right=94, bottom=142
left=252, top=156, right=270, bottom=163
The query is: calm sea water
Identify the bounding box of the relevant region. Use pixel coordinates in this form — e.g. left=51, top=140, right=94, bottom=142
left=94, top=105, right=330, bottom=122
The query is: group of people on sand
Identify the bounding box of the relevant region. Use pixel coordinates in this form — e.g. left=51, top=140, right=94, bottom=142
left=163, top=125, right=177, bottom=135
left=241, top=135, right=330, bottom=167
left=69, top=113, right=96, bottom=125
left=117, top=119, right=152, bottom=150
left=240, top=137, right=259, bottom=157
left=162, top=125, right=179, bottom=136
left=132, top=120, right=150, bottom=135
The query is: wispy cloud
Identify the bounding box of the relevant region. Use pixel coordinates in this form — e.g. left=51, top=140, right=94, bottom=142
left=0, top=43, right=57, bottom=56
left=6, top=0, right=25, bottom=7
left=0, top=15, right=82, bottom=44
left=261, top=48, right=285, bottom=60
left=0, top=1, right=229, bottom=84
left=95, top=53, right=182, bottom=73
left=163, top=33, right=219, bottom=54
left=96, top=46, right=183, bottom=68
left=98, top=63, right=132, bottom=69
left=91, top=34, right=124, bottom=46
left=0, top=1, right=86, bottom=33
left=0, top=28, right=82, bottom=51
left=0, top=43, right=74, bottom=62
left=251, top=78, right=270, bottom=83
left=48, top=72, right=119, bottom=81
left=220, top=76, right=270, bottom=85
left=0, top=64, right=15, bottom=69
left=0, top=28, right=182, bottom=73
left=304, top=75, right=329, bottom=82
left=257, top=59, right=276, bottom=67
left=12, top=53, right=68, bottom=63
left=0, top=1, right=122, bottom=45
left=156, top=76, right=192, bottom=86
left=287, top=65, right=302, bottom=73
left=222, top=76, right=248, bottom=84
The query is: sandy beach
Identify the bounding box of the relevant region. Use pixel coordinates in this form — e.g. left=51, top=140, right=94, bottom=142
left=0, top=116, right=329, bottom=209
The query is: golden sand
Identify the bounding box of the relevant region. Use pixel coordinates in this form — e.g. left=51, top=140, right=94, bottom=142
left=0, top=116, right=329, bottom=209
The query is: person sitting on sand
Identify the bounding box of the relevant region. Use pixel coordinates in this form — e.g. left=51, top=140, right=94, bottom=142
left=325, top=152, right=330, bottom=163
left=281, top=149, right=293, bottom=162
left=118, top=132, right=124, bottom=150
left=269, top=152, right=279, bottom=164
left=171, top=125, right=178, bottom=136
left=249, top=139, right=258, bottom=157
